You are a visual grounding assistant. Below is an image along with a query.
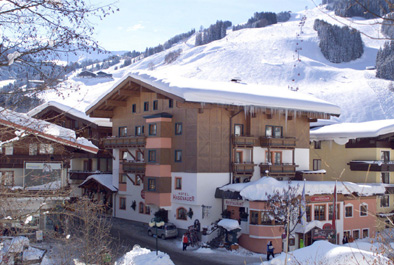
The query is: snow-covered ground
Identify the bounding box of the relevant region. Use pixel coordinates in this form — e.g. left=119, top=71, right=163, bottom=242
left=39, top=5, right=391, bottom=123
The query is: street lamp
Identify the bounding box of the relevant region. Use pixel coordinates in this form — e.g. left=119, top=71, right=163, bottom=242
left=149, top=218, right=165, bottom=255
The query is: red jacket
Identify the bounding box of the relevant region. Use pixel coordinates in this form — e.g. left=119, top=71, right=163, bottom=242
left=182, top=235, right=189, bottom=243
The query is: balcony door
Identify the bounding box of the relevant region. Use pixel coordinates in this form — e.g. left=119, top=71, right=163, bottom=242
left=265, top=151, right=282, bottom=165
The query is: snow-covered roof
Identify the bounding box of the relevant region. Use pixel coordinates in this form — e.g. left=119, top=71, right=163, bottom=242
left=310, top=119, right=394, bottom=144
left=86, top=72, right=341, bottom=116
left=0, top=108, right=98, bottom=154
left=217, top=219, right=241, bottom=231
left=28, top=101, right=112, bottom=127
left=79, top=174, right=117, bottom=192
left=220, top=177, right=385, bottom=201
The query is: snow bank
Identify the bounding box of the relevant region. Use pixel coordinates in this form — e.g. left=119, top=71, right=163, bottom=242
left=264, top=241, right=390, bottom=265
left=115, top=245, right=174, bottom=265
left=220, top=177, right=385, bottom=201
left=218, top=219, right=241, bottom=231
left=310, top=119, right=394, bottom=143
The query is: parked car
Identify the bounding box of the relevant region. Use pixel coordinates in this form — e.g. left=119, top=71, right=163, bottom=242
left=147, top=223, right=178, bottom=239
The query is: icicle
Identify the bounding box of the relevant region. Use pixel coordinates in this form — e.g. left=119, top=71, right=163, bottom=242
left=293, top=110, right=297, bottom=124
left=329, top=140, right=332, bottom=150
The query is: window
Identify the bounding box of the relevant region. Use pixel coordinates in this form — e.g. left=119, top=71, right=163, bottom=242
left=177, top=207, right=187, bottom=220
left=289, top=238, right=295, bottom=246
left=119, top=197, right=126, bottom=210
left=144, top=101, right=149, bottom=111
left=149, top=123, right=157, bottom=136
left=135, top=126, right=144, bottom=136
left=139, top=202, right=144, bottom=213
left=29, top=143, right=38, bottom=156
left=234, top=124, right=244, bottom=136
left=4, top=144, right=13, bottom=155
left=313, top=159, right=321, bottom=171
left=353, top=230, right=360, bottom=240
left=345, top=205, right=353, bottom=218
left=175, top=123, right=182, bottom=135
left=148, top=150, right=156, bottom=162
left=153, top=100, right=158, bottom=110
left=381, top=195, right=390, bottom=208
left=382, top=172, right=390, bottom=184
left=0, top=171, right=14, bottom=186
left=314, top=205, right=326, bottom=221
left=119, top=174, right=127, bottom=184
left=148, top=178, right=156, bottom=191
left=360, top=204, right=368, bottom=217
left=314, top=141, right=321, bottom=149
left=132, top=104, right=136, bottom=113
left=135, top=175, right=141, bottom=186
left=175, top=150, right=182, bottom=162
left=329, top=204, right=340, bottom=220
left=136, top=151, right=143, bottom=162
left=250, top=211, right=259, bottom=225
left=169, top=99, right=173, bottom=108
left=235, top=151, right=243, bottom=163
left=265, top=151, right=282, bottom=165
left=381, top=151, right=390, bottom=162
left=122, top=150, right=128, bottom=160
left=39, top=144, right=53, bottom=154
left=266, top=125, right=282, bottom=138
left=175, top=177, right=182, bottom=190
left=119, top=126, right=127, bottom=137
left=145, top=205, right=151, bottom=215
left=362, top=229, right=369, bottom=239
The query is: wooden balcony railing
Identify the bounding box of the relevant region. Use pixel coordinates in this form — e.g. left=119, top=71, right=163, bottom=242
left=348, top=161, right=394, bottom=172
left=232, top=136, right=257, bottom=147
left=233, top=163, right=255, bottom=176
left=69, top=170, right=112, bottom=180
left=260, top=137, right=296, bottom=149
left=259, top=163, right=298, bottom=176
left=102, top=136, right=146, bottom=149
left=121, top=161, right=146, bottom=173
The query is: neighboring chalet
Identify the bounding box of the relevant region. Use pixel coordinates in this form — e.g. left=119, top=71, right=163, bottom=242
left=310, top=120, right=394, bottom=230
left=28, top=101, right=114, bottom=201
left=220, top=177, right=384, bottom=253
left=85, top=72, right=340, bottom=238
left=0, top=108, right=98, bottom=231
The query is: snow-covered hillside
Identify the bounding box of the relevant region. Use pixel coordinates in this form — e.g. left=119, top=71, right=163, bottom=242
left=41, top=6, right=392, bottom=123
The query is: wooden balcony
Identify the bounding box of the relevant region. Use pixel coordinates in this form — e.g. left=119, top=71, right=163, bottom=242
left=122, top=161, right=146, bottom=173
left=232, top=136, right=257, bottom=147
left=295, top=170, right=326, bottom=181
left=260, top=137, right=296, bottom=149
left=102, top=136, right=146, bottom=149
left=259, top=163, right=298, bottom=177
left=69, top=170, right=112, bottom=180
left=233, top=163, right=255, bottom=176
left=348, top=161, right=394, bottom=172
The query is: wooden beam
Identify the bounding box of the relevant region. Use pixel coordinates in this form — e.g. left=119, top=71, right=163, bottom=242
left=91, top=110, right=113, bottom=118
left=106, top=100, right=127, bottom=107
left=177, top=102, right=213, bottom=109
left=118, top=89, right=139, bottom=97
left=156, top=94, right=168, bottom=100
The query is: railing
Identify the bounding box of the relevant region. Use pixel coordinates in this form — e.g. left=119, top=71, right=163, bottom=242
left=348, top=160, right=394, bottom=172
left=260, top=163, right=298, bottom=176
left=122, top=161, right=146, bottom=173
left=260, top=137, right=296, bottom=148
left=102, top=136, right=146, bottom=148
left=233, top=163, right=255, bottom=175
left=69, top=170, right=112, bottom=180
left=232, top=136, right=257, bottom=147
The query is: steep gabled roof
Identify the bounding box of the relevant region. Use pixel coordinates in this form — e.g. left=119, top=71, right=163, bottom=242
left=28, top=101, right=111, bottom=127
left=0, top=108, right=98, bottom=154
left=86, top=73, right=341, bottom=118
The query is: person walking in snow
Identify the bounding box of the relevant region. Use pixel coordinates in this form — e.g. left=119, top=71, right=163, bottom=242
left=182, top=233, right=189, bottom=251
left=267, top=241, right=275, bottom=260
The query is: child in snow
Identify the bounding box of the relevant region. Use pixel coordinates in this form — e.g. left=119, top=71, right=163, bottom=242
left=267, top=241, right=275, bottom=260
left=182, top=233, right=189, bottom=251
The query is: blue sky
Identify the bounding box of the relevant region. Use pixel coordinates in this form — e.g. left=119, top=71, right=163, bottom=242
left=92, top=0, right=318, bottom=52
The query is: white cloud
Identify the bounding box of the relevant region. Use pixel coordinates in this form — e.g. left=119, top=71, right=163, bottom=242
left=127, top=24, right=144, bottom=32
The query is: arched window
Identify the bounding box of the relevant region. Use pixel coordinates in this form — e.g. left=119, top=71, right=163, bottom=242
left=176, top=207, right=187, bottom=220
left=139, top=202, right=144, bottom=214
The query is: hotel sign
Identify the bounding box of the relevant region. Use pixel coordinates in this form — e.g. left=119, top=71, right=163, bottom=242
left=310, top=195, right=332, bottom=203
left=225, top=199, right=245, bottom=207
left=172, top=191, right=196, bottom=204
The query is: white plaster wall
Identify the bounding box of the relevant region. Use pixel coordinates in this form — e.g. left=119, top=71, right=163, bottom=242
left=295, top=148, right=309, bottom=171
